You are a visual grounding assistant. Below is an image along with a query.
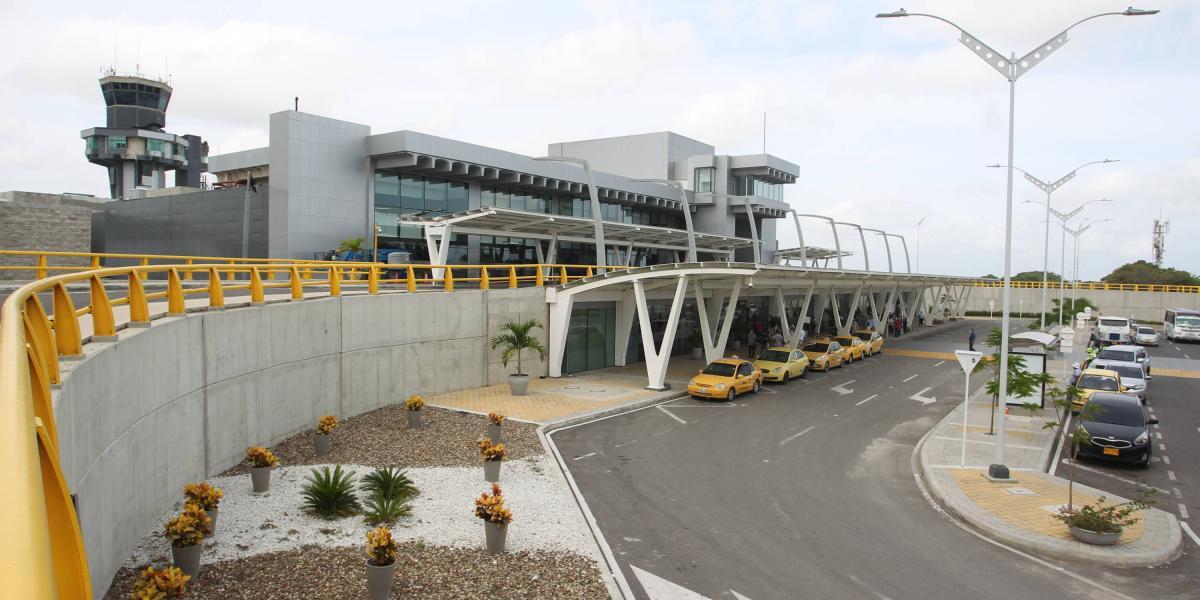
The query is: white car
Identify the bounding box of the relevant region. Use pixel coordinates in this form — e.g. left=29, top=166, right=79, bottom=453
left=1097, top=344, right=1151, bottom=375
left=1093, top=316, right=1133, bottom=346
left=1134, top=326, right=1159, bottom=346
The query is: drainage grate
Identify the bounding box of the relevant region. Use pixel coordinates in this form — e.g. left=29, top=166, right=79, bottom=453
left=1001, top=486, right=1039, bottom=496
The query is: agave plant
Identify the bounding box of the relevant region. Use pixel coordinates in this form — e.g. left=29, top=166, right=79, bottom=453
left=363, top=492, right=414, bottom=525
left=301, top=465, right=360, bottom=518
left=360, top=467, right=419, bottom=501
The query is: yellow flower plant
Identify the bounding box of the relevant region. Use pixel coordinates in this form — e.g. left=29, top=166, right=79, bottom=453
left=130, top=565, right=189, bottom=599
left=183, top=482, right=223, bottom=511
left=365, top=526, right=399, bottom=566
left=163, top=503, right=211, bottom=547
left=487, top=412, right=506, bottom=426
left=245, top=446, right=279, bottom=468
left=478, top=437, right=506, bottom=462
left=404, top=394, right=425, bottom=411
left=473, top=483, right=513, bottom=525
left=316, top=414, right=339, bottom=435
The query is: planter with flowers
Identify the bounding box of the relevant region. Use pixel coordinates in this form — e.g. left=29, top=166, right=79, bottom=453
left=1054, top=494, right=1154, bottom=545
left=183, top=482, right=224, bottom=533
left=163, top=502, right=211, bottom=577
left=479, top=437, right=506, bottom=482
left=314, top=414, right=339, bottom=458
left=246, top=446, right=279, bottom=493
left=487, top=412, right=506, bottom=444
left=474, top=483, right=513, bottom=554
left=131, top=565, right=190, bottom=599
left=405, top=394, right=424, bottom=429
left=365, top=526, right=398, bottom=600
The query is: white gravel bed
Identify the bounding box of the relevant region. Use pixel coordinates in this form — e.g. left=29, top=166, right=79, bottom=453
left=123, top=455, right=597, bottom=567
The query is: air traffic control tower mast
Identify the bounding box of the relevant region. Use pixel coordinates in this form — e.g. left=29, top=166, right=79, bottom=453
left=80, top=70, right=207, bottom=199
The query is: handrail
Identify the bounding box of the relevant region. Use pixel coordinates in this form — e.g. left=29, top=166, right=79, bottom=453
left=0, top=259, right=629, bottom=597
left=970, top=280, right=1200, bottom=294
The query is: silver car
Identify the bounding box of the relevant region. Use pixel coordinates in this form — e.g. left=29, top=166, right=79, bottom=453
left=1134, top=326, right=1159, bottom=346
left=1097, top=344, right=1151, bottom=375
left=1091, top=359, right=1150, bottom=403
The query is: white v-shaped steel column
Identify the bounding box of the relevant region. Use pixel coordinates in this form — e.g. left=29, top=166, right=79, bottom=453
left=424, top=224, right=454, bottom=279
left=833, top=284, right=865, bottom=335
left=905, top=286, right=925, bottom=326
left=547, top=288, right=574, bottom=378
left=635, top=275, right=690, bottom=390
left=694, top=278, right=742, bottom=364
left=867, top=284, right=899, bottom=333
left=614, top=289, right=636, bottom=366
left=812, top=292, right=831, bottom=336
left=789, top=282, right=816, bottom=349
left=958, top=284, right=973, bottom=318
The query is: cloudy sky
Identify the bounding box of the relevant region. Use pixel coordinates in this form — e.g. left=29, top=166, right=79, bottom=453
left=2, top=0, right=1196, bottom=279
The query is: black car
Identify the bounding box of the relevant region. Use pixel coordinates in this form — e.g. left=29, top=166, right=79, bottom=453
left=1074, top=392, right=1158, bottom=468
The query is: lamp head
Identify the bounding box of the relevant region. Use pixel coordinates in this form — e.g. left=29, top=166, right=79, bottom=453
left=986, top=164, right=1003, bottom=168
left=1102, top=159, right=1119, bottom=163
left=1122, top=7, right=1159, bottom=16
left=876, top=8, right=908, bottom=18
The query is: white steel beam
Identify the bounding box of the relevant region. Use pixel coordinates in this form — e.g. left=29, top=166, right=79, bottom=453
left=634, top=275, right=690, bottom=390
left=790, top=282, right=816, bottom=349
left=614, top=290, right=636, bottom=366
left=546, top=289, right=574, bottom=378
left=694, top=277, right=742, bottom=364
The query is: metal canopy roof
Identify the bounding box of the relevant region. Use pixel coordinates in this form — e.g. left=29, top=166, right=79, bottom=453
left=399, top=207, right=755, bottom=253
left=773, top=246, right=853, bottom=262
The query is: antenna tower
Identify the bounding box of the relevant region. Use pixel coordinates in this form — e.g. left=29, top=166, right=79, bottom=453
left=1152, top=218, right=1169, bottom=266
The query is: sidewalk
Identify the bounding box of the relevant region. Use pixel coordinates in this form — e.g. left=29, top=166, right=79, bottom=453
left=917, top=387, right=1183, bottom=567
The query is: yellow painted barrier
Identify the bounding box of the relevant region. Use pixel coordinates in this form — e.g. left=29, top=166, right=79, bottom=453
left=970, top=280, right=1200, bottom=294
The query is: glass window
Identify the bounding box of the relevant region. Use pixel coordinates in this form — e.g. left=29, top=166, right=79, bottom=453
left=511, top=192, right=529, bottom=212
left=694, top=167, right=714, bottom=193
left=147, top=139, right=163, bottom=153
left=1086, top=399, right=1144, bottom=427
left=400, top=176, right=424, bottom=211
left=737, top=362, right=754, bottom=376
left=424, top=178, right=447, bottom=213
left=108, top=136, right=127, bottom=151
left=447, top=182, right=468, bottom=213
left=114, top=90, right=136, bottom=105
left=374, top=172, right=401, bottom=209
left=495, top=191, right=510, bottom=209
left=481, top=187, right=495, bottom=207
left=702, top=363, right=735, bottom=376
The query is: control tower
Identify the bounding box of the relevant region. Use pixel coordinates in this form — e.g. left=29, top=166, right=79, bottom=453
left=80, top=70, right=207, bottom=199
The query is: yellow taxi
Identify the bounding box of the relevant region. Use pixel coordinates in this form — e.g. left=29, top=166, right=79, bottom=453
left=802, top=339, right=845, bottom=371
left=688, top=357, right=762, bottom=401
left=1074, top=367, right=1125, bottom=412
left=852, top=330, right=884, bottom=356
left=754, top=347, right=810, bottom=383
left=833, top=335, right=867, bottom=362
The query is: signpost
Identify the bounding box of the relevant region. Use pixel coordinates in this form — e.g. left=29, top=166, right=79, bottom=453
left=955, top=350, right=984, bottom=467
left=988, top=299, right=995, bottom=319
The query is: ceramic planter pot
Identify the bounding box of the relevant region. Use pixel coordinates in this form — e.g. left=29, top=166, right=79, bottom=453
left=314, top=433, right=332, bottom=458
left=365, top=560, right=396, bottom=600
left=485, top=521, right=508, bottom=554
left=484, top=459, right=502, bottom=482
left=487, top=423, right=503, bottom=444
left=250, top=466, right=272, bottom=493
left=207, top=506, right=219, bottom=534
left=171, top=543, right=202, bottom=578
left=1069, top=525, right=1122, bottom=546
left=691, top=347, right=703, bottom=361
left=407, top=410, right=422, bottom=429
left=508, top=374, right=530, bottom=396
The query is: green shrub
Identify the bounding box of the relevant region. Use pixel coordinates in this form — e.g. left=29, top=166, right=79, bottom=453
left=363, top=492, right=413, bottom=525
left=360, top=467, right=418, bottom=501
left=301, top=465, right=360, bottom=519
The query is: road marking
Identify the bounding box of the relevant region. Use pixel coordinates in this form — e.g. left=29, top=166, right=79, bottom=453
left=1180, top=504, right=1190, bottom=520
left=573, top=452, right=597, bottom=461
left=731, top=592, right=754, bottom=600
left=613, top=440, right=636, bottom=448
left=1159, top=443, right=1166, bottom=451
left=936, top=436, right=1042, bottom=451
left=846, top=574, right=892, bottom=600
left=1156, top=432, right=1162, bottom=439
left=933, top=360, right=947, bottom=367
left=910, top=387, right=936, bottom=405
left=1168, top=470, right=1177, bottom=481
left=1163, top=456, right=1172, bottom=465
left=656, top=405, right=687, bottom=425
left=903, top=373, right=919, bottom=382
left=831, top=380, right=856, bottom=395
left=780, top=426, right=815, bottom=445
left=855, top=394, right=878, bottom=406
left=1183, top=523, right=1200, bottom=548
left=1061, top=460, right=1172, bottom=494
left=631, top=565, right=708, bottom=600
left=758, top=385, right=777, bottom=394
left=1186, top=354, right=1192, bottom=359
left=1174, top=487, right=1183, bottom=499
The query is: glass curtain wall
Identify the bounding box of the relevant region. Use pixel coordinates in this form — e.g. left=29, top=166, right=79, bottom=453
left=374, top=171, right=468, bottom=259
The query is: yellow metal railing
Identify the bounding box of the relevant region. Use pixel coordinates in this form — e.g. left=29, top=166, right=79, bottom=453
left=970, top=280, right=1200, bottom=294
left=0, top=259, right=623, bottom=597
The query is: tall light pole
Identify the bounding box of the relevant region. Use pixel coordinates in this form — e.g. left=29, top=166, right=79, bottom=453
left=988, top=160, right=1118, bottom=329
left=795, top=214, right=843, bottom=269
left=877, top=6, right=1158, bottom=480
left=1067, top=218, right=1111, bottom=307
left=915, top=213, right=932, bottom=273
left=534, top=156, right=606, bottom=267
left=836, top=221, right=870, bottom=271
left=1024, top=197, right=1113, bottom=327
left=633, top=178, right=697, bottom=262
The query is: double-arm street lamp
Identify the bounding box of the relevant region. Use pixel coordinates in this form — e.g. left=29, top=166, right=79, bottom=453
left=988, top=160, right=1118, bottom=329
left=1066, top=218, right=1112, bottom=308
left=877, top=6, right=1158, bottom=479
left=1023, top=197, right=1114, bottom=327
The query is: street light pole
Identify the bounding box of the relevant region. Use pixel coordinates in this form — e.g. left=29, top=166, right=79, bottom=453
left=877, top=5, right=1157, bottom=480
left=915, top=213, right=931, bottom=273
left=1024, top=197, right=1112, bottom=325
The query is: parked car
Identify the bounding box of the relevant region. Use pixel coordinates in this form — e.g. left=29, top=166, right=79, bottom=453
left=852, top=330, right=885, bottom=356
left=1097, top=344, right=1151, bottom=375
left=687, top=358, right=762, bottom=401
left=1092, top=316, right=1133, bottom=346
left=802, top=340, right=845, bottom=371
left=1089, top=359, right=1150, bottom=403
left=1073, top=368, right=1125, bottom=412
left=754, top=347, right=810, bottom=383
left=1074, top=392, right=1157, bottom=468
left=1133, top=326, right=1159, bottom=346
left=833, top=335, right=866, bottom=362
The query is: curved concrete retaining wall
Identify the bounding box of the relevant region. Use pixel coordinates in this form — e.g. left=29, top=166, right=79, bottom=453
left=962, top=287, right=1199, bottom=322
left=51, top=288, right=547, bottom=593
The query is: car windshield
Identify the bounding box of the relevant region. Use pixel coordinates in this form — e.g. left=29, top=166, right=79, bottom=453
left=1078, top=375, right=1119, bottom=391
left=1099, top=319, right=1128, bottom=327
left=1110, top=365, right=1144, bottom=379
left=853, top=332, right=873, bottom=341
left=759, top=350, right=790, bottom=362
left=1098, top=349, right=1135, bottom=362
left=804, top=343, right=830, bottom=352
left=1137, top=327, right=1156, bottom=335
left=701, top=363, right=736, bottom=377
left=1086, top=400, right=1144, bottom=427
left=834, top=338, right=853, bottom=345
left=1177, top=316, right=1200, bottom=327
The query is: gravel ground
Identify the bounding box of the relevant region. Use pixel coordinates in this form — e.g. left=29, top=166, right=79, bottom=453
left=103, top=543, right=609, bottom=599
left=221, top=406, right=543, bottom=476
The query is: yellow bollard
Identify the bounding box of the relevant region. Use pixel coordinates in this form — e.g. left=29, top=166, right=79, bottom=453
left=329, top=266, right=341, bottom=296
left=250, top=267, right=265, bottom=303
left=88, top=275, right=116, bottom=337
left=480, top=267, right=490, bottom=290
left=167, top=269, right=185, bottom=315
left=208, top=267, right=225, bottom=308
left=290, top=266, right=303, bottom=300
left=129, top=271, right=150, bottom=323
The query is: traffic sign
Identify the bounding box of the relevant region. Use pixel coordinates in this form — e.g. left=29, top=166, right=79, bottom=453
left=955, top=350, right=983, bottom=374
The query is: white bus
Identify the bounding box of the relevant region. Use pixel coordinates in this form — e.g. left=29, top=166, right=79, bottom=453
left=1165, top=308, right=1200, bottom=342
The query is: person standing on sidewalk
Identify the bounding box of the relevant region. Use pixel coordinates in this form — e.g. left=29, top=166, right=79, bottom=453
left=968, top=328, right=977, bottom=352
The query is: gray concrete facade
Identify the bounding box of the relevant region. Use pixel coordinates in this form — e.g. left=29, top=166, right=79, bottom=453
left=101, top=186, right=268, bottom=258
left=960, top=285, right=1200, bottom=322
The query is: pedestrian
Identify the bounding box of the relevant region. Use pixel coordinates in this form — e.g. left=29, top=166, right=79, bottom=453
left=867, top=317, right=875, bottom=330
left=1071, top=362, right=1082, bottom=385
left=968, top=328, right=976, bottom=352
left=770, top=328, right=784, bottom=348
left=746, top=329, right=757, bottom=359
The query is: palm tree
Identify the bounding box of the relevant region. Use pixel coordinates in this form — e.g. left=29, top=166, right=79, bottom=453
left=490, top=319, right=547, bottom=376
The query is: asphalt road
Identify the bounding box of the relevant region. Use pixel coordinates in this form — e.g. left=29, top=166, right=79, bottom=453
left=552, top=319, right=1198, bottom=600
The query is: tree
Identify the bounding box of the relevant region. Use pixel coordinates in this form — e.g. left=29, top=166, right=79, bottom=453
left=490, top=319, right=547, bottom=376
left=1102, top=260, right=1200, bottom=286
left=1012, top=270, right=1062, bottom=282
left=1033, top=296, right=1099, bottom=330
left=337, top=237, right=365, bottom=253
left=972, top=328, right=1054, bottom=434
left=1041, top=385, right=1093, bottom=513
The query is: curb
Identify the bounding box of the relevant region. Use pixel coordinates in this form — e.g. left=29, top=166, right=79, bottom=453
left=915, top=389, right=1184, bottom=569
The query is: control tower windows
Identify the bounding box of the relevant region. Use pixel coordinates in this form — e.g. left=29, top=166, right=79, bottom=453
left=108, top=136, right=127, bottom=152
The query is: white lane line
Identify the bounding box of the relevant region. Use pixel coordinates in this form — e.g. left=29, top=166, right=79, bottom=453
left=1061, top=460, right=1172, bottom=494
left=937, top=436, right=1042, bottom=451
left=855, top=394, right=878, bottom=406
left=1186, top=354, right=1192, bottom=359
left=1156, top=432, right=1163, bottom=440
left=758, top=386, right=778, bottom=394
left=1159, top=443, right=1166, bottom=451
left=1168, top=470, right=1177, bottom=481
left=903, top=373, right=919, bottom=382
left=573, top=452, right=597, bottom=461
left=1183, top=523, right=1200, bottom=548
left=1180, top=504, right=1190, bottom=520
left=934, top=360, right=947, bottom=367
left=1174, top=487, right=1183, bottom=499
left=780, top=426, right=815, bottom=446
left=656, top=405, right=687, bottom=425
left=613, top=440, right=637, bottom=448
left=1164, top=455, right=1172, bottom=465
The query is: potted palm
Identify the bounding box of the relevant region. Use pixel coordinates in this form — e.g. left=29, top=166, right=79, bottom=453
left=163, top=502, right=211, bottom=577
left=183, top=482, right=224, bottom=533
left=490, top=319, right=547, bottom=395
left=365, top=526, right=398, bottom=600
left=487, top=412, right=506, bottom=444
left=479, top=436, right=506, bottom=482
left=688, top=330, right=704, bottom=360
left=473, top=483, right=513, bottom=554
left=314, top=414, right=338, bottom=458
left=404, top=394, right=424, bottom=429
left=131, top=565, right=190, bottom=598
left=1054, top=494, right=1154, bottom=545
left=246, top=446, right=279, bottom=493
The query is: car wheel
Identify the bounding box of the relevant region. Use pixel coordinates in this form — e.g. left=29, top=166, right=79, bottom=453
left=753, top=379, right=761, bottom=394
left=1140, top=447, right=1152, bottom=469
left=726, top=388, right=736, bottom=402
left=800, top=366, right=807, bottom=378
left=782, top=371, right=790, bottom=384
